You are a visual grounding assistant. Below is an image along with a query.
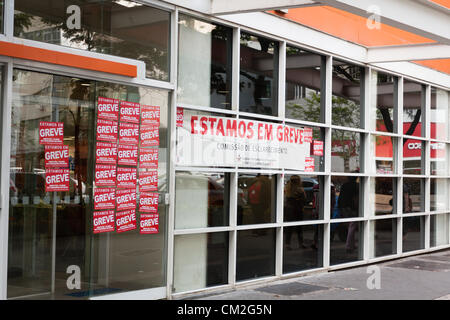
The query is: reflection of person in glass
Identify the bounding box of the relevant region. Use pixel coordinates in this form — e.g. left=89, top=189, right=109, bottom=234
left=338, top=175, right=359, bottom=253
left=248, top=174, right=271, bottom=226
left=284, top=175, right=307, bottom=250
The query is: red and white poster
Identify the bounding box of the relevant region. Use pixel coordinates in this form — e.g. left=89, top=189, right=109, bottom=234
left=97, top=97, right=119, bottom=121
left=303, top=127, right=313, bottom=143
left=116, top=209, right=137, bottom=233
left=45, top=169, right=70, bottom=192
left=139, top=148, right=158, bottom=169
left=116, top=188, right=137, bottom=211
left=313, top=140, right=324, bottom=156
left=45, top=145, right=69, bottom=168
left=118, top=144, right=138, bottom=166
left=138, top=170, right=158, bottom=192
left=93, top=210, right=115, bottom=234
left=140, top=213, right=159, bottom=234
left=139, top=192, right=159, bottom=213
left=116, top=167, right=137, bottom=189
left=39, top=121, right=64, bottom=145
left=96, top=119, right=118, bottom=143
left=304, top=157, right=315, bottom=172
left=93, top=188, right=116, bottom=210
left=140, top=125, right=159, bottom=147
left=176, top=107, right=184, bottom=127
left=119, top=122, right=139, bottom=145
left=96, top=142, right=118, bottom=165
left=141, top=105, right=160, bottom=126
left=95, top=165, right=117, bottom=187
left=120, top=101, right=140, bottom=124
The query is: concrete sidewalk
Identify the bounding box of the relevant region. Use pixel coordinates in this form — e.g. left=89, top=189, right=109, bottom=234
left=186, top=249, right=450, bottom=300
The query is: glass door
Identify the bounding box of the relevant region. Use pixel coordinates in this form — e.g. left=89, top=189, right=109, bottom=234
left=7, top=69, right=169, bottom=299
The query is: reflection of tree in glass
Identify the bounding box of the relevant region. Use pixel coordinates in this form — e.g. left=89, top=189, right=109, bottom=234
left=15, top=4, right=168, bottom=80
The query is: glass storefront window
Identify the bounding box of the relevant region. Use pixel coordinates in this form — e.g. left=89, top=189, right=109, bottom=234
left=403, top=80, right=423, bottom=137
left=369, top=218, right=397, bottom=258
left=173, top=232, right=228, bottom=293
left=430, top=88, right=449, bottom=141
left=403, top=138, right=423, bottom=175
left=430, top=143, right=449, bottom=176
left=177, top=15, right=232, bottom=109
left=331, top=176, right=362, bottom=219
left=371, top=135, right=395, bottom=174
left=283, top=224, right=323, bottom=273
left=402, top=216, right=425, bottom=252
left=237, top=174, right=276, bottom=225
left=283, top=174, right=323, bottom=221
left=285, top=46, right=323, bottom=123
left=331, top=129, right=360, bottom=173
left=239, top=32, right=279, bottom=116
left=8, top=69, right=169, bottom=299
left=14, top=0, right=170, bottom=81
left=369, top=177, right=395, bottom=216
left=332, top=60, right=362, bottom=129
left=430, top=179, right=448, bottom=212
left=236, top=229, right=276, bottom=281
left=175, top=172, right=230, bottom=229
left=371, top=71, right=396, bottom=133
left=430, top=214, right=449, bottom=247
left=330, top=221, right=363, bottom=265
left=403, top=178, right=424, bottom=213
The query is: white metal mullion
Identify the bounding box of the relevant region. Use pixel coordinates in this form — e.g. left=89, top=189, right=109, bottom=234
left=275, top=173, right=284, bottom=276
left=0, top=61, right=13, bottom=300
left=4, top=0, right=14, bottom=40
left=166, top=6, right=178, bottom=300
left=424, top=85, right=431, bottom=249
left=232, top=27, right=240, bottom=112
left=278, top=41, right=286, bottom=120
left=396, top=77, right=404, bottom=254
left=228, top=172, right=237, bottom=286
left=362, top=67, right=371, bottom=261
left=322, top=55, right=332, bottom=268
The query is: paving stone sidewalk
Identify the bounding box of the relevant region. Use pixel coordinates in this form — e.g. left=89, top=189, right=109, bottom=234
left=183, top=249, right=450, bottom=300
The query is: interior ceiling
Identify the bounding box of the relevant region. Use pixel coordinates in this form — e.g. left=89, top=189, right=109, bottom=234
left=269, top=5, right=450, bottom=75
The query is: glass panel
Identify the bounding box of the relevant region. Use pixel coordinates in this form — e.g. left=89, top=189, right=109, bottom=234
left=430, top=88, right=449, bottom=141
left=330, top=221, right=363, bottom=265
left=285, top=46, right=322, bottom=123
left=331, top=129, right=360, bottom=173
left=178, top=15, right=232, bottom=109
left=332, top=60, right=362, bottom=129
left=430, top=179, right=448, bottom=212
left=8, top=69, right=169, bottom=299
left=369, top=177, right=395, bottom=216
left=371, top=134, right=395, bottom=174
left=237, top=174, right=276, bottom=225
left=369, top=219, right=397, bottom=258
left=173, top=232, right=228, bottom=293
left=284, top=174, right=322, bottom=221
left=283, top=224, right=323, bottom=273
left=175, top=172, right=230, bottom=229
left=430, top=214, right=449, bottom=247
left=331, top=176, right=362, bottom=219
left=403, top=138, right=423, bottom=175
left=239, top=32, right=278, bottom=116
left=403, top=80, right=422, bottom=137
left=430, top=142, right=448, bottom=176
left=236, top=229, right=276, bottom=281
left=372, top=71, right=396, bottom=133
left=14, top=0, right=170, bottom=81
left=403, top=178, right=423, bottom=213
left=402, top=216, right=425, bottom=252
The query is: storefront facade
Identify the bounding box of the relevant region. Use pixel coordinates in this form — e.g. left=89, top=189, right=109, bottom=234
left=0, top=0, right=449, bottom=300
